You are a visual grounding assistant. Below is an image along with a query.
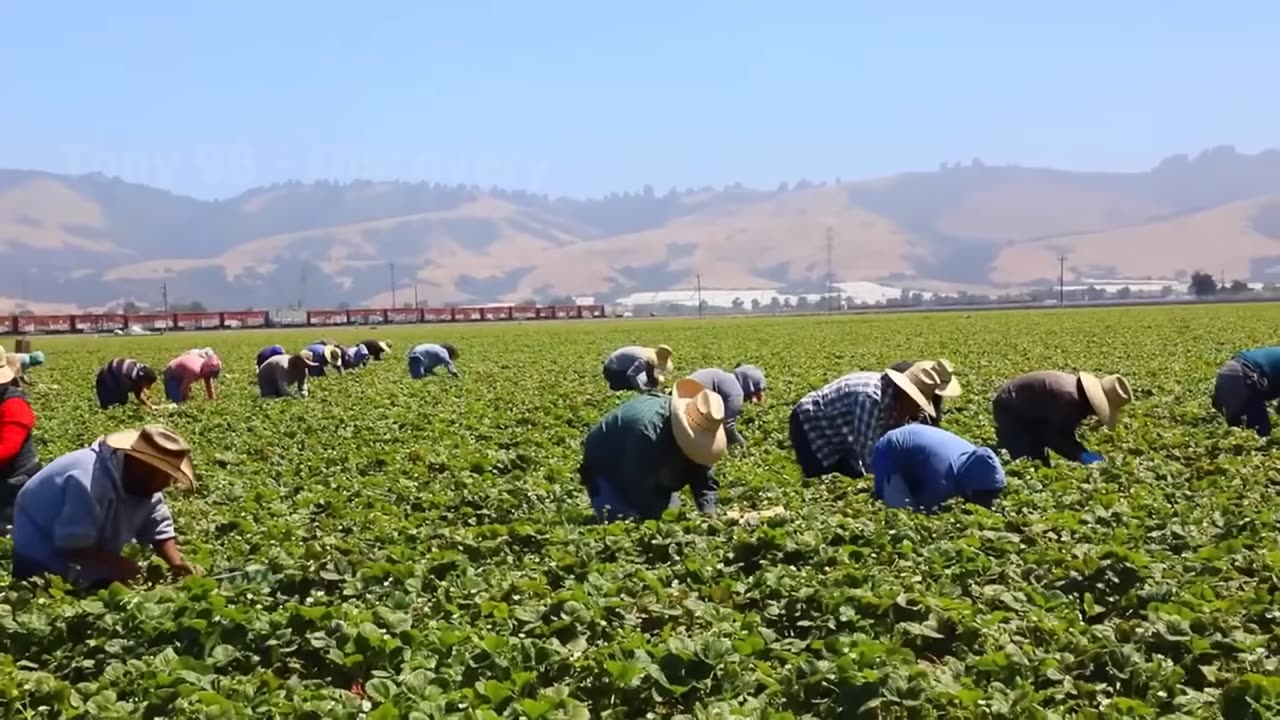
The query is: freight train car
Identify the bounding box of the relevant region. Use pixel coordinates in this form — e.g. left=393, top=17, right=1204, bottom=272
left=4, top=303, right=608, bottom=335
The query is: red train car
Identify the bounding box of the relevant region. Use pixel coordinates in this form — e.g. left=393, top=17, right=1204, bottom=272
left=584, top=304, right=606, bottom=318
left=73, top=313, right=128, bottom=333
left=385, top=307, right=421, bottom=324
left=453, top=306, right=482, bottom=322
left=422, top=307, right=453, bottom=322
left=221, top=310, right=268, bottom=328
left=3, top=316, right=15, bottom=334
left=512, top=305, right=538, bottom=320
left=554, top=305, right=582, bottom=319
left=481, top=305, right=513, bottom=321
left=536, top=306, right=557, bottom=320
left=349, top=308, right=387, bottom=325
left=16, top=314, right=73, bottom=334
left=129, top=313, right=173, bottom=331
left=307, top=309, right=347, bottom=326
left=175, top=312, right=223, bottom=330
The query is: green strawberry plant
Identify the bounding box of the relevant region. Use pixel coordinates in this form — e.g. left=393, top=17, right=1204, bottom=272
left=2, top=304, right=1280, bottom=717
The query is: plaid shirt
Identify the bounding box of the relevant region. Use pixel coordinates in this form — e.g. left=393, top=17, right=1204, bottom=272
left=793, top=372, right=891, bottom=474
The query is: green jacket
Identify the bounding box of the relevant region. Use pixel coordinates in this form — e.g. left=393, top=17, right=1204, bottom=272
left=579, top=392, right=718, bottom=519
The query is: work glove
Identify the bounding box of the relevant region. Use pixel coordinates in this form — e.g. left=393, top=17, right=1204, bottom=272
left=1079, top=451, right=1105, bottom=465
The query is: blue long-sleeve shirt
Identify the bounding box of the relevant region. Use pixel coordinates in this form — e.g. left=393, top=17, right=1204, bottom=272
left=12, top=440, right=176, bottom=583
left=408, top=343, right=458, bottom=377
left=871, top=425, right=1005, bottom=512
left=1235, top=347, right=1280, bottom=435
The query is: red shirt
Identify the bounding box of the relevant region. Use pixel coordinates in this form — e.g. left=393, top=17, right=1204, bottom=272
left=0, top=396, right=35, bottom=465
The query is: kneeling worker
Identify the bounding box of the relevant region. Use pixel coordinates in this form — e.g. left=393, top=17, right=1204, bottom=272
left=578, top=377, right=727, bottom=522
left=602, top=344, right=673, bottom=392
left=258, top=351, right=318, bottom=398
left=872, top=424, right=1006, bottom=512
left=95, top=358, right=159, bottom=409
left=408, top=343, right=460, bottom=379
left=10, top=425, right=200, bottom=588
left=993, top=370, right=1131, bottom=466
left=1213, top=346, right=1280, bottom=436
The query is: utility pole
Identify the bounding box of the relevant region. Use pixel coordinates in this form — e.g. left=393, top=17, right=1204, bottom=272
left=161, top=281, right=169, bottom=314
left=825, top=226, right=835, bottom=312
left=696, top=273, right=703, bottom=320
left=1058, top=255, right=1066, bottom=306
left=299, top=265, right=307, bottom=310
left=389, top=262, right=397, bottom=308
left=414, top=283, right=419, bottom=308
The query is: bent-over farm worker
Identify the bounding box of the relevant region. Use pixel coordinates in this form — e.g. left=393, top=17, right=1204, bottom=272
left=303, top=343, right=343, bottom=377
left=256, top=344, right=286, bottom=369
left=341, top=343, right=371, bottom=370
left=888, top=359, right=961, bottom=425
left=578, top=377, right=727, bottom=522
left=688, top=365, right=767, bottom=446
left=789, top=365, right=942, bottom=480
left=872, top=424, right=1006, bottom=512
left=10, top=425, right=200, bottom=587
left=95, top=358, right=160, bottom=410
left=258, top=352, right=318, bottom=399
left=1212, top=346, right=1280, bottom=436
left=408, top=343, right=460, bottom=379
left=11, top=351, right=46, bottom=386
left=992, top=371, right=1131, bottom=466
left=361, top=339, right=393, bottom=361
left=163, top=348, right=222, bottom=404
left=602, top=344, right=673, bottom=392
left=1, top=347, right=40, bottom=534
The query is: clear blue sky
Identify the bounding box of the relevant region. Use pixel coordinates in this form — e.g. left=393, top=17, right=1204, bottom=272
left=1, top=1, right=1275, bottom=200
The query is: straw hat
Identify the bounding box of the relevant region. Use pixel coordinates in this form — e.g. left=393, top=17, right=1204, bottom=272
left=376, top=341, right=391, bottom=354
left=0, top=346, right=16, bottom=384
left=323, top=345, right=341, bottom=366
left=884, top=365, right=942, bottom=418
left=671, top=377, right=728, bottom=466
left=1079, top=372, right=1131, bottom=428
left=294, top=352, right=319, bottom=367
left=911, top=359, right=961, bottom=398
left=653, top=344, right=674, bottom=375
left=104, top=425, right=196, bottom=490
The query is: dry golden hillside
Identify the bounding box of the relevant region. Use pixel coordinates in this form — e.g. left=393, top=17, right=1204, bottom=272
left=990, top=195, right=1280, bottom=284
left=5, top=146, right=1280, bottom=308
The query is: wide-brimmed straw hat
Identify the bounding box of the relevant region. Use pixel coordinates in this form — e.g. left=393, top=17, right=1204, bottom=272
left=671, top=377, right=727, bottom=466
left=1079, top=372, right=1131, bottom=428
left=884, top=365, right=942, bottom=418
left=323, top=345, right=342, bottom=366
left=376, top=341, right=391, bottom=354
left=294, top=351, right=319, bottom=367
left=104, top=425, right=196, bottom=490
left=0, top=346, right=16, bottom=384
left=653, top=344, right=674, bottom=375
left=911, top=359, right=961, bottom=398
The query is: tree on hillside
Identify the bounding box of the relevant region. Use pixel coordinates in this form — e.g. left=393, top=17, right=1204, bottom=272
left=1116, top=286, right=1132, bottom=300
left=750, top=298, right=761, bottom=312
left=796, top=296, right=810, bottom=310
left=1228, top=279, right=1253, bottom=294
left=768, top=297, right=782, bottom=311
left=1188, top=271, right=1218, bottom=297
left=122, top=300, right=142, bottom=314
left=731, top=297, right=744, bottom=311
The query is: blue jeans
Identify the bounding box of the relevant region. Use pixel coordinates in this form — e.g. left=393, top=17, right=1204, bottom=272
left=588, top=476, right=639, bottom=522
left=163, top=371, right=184, bottom=403
left=409, top=357, right=431, bottom=380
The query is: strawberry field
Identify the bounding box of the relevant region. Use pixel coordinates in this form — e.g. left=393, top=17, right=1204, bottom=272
left=4, top=304, right=1280, bottom=718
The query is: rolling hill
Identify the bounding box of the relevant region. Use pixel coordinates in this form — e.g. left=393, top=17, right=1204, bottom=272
left=2, top=145, right=1280, bottom=311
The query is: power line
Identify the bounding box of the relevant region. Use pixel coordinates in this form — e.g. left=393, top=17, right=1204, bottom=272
left=825, top=226, right=835, bottom=312
left=696, top=273, right=703, bottom=320
left=389, top=262, right=397, bottom=308
left=1058, top=255, right=1066, bottom=306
